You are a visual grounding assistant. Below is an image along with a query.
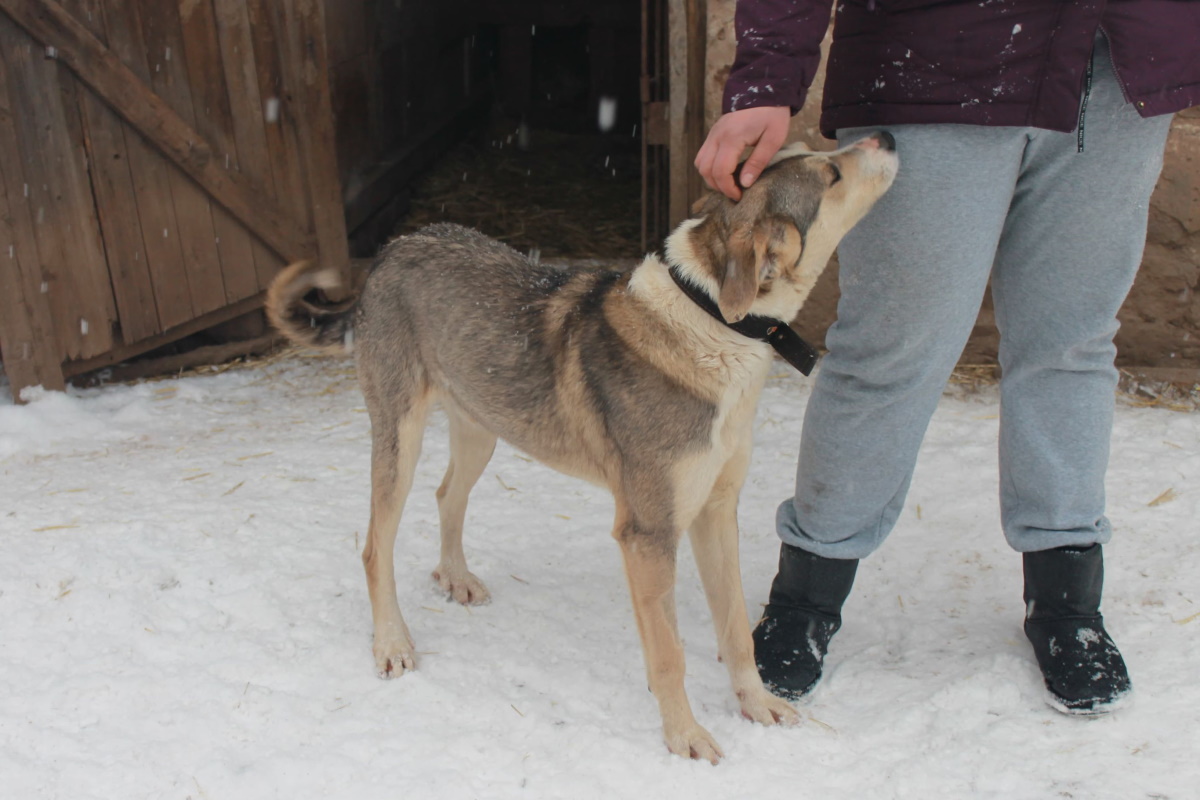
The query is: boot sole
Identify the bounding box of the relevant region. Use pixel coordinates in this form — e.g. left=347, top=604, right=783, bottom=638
left=1043, top=686, right=1133, bottom=717
left=762, top=677, right=820, bottom=704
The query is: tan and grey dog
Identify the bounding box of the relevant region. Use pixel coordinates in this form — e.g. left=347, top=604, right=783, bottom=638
left=267, top=134, right=898, bottom=763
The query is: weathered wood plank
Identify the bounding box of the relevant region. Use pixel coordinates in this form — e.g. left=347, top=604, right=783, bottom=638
left=0, top=15, right=113, bottom=360
left=281, top=0, right=348, bottom=285
left=0, top=30, right=64, bottom=395
left=98, top=0, right=195, bottom=330
left=60, top=0, right=161, bottom=344
left=9, top=52, right=86, bottom=362
left=0, top=0, right=314, bottom=262
left=177, top=0, right=262, bottom=303
left=666, top=0, right=708, bottom=227
left=78, top=87, right=162, bottom=342
left=210, top=0, right=283, bottom=291
left=52, top=49, right=117, bottom=356
left=131, top=0, right=227, bottom=316
left=0, top=159, right=64, bottom=396
left=0, top=238, right=52, bottom=399
left=243, top=0, right=314, bottom=264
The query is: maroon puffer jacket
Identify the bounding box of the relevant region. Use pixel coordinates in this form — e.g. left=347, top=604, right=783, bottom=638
left=723, top=0, right=1200, bottom=138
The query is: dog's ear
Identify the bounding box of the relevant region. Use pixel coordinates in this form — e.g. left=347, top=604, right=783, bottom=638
left=712, top=217, right=803, bottom=323
left=717, top=225, right=768, bottom=323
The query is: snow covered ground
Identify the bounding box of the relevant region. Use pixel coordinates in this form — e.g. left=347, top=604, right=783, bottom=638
left=1, top=354, right=1197, bottom=800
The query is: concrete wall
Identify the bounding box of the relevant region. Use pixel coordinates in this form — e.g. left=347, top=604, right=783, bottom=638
left=705, top=1, right=1200, bottom=368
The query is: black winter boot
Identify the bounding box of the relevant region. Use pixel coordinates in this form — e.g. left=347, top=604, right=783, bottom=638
left=1023, top=544, right=1132, bottom=715
left=752, top=543, right=858, bottom=701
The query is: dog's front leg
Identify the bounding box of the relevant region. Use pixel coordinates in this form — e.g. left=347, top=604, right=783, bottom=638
left=614, top=507, right=723, bottom=764
left=688, top=446, right=799, bottom=728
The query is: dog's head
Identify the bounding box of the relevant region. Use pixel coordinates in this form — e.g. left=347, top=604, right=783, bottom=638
left=669, top=133, right=899, bottom=323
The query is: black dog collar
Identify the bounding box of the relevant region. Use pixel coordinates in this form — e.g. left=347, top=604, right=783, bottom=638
left=667, top=265, right=820, bottom=376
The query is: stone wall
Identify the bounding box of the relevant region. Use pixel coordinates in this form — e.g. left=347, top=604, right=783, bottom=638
left=705, top=1, right=1200, bottom=368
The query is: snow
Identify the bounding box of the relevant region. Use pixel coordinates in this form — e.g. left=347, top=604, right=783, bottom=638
left=2, top=355, right=1198, bottom=799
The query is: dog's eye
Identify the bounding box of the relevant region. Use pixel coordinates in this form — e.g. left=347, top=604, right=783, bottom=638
left=827, top=164, right=842, bottom=186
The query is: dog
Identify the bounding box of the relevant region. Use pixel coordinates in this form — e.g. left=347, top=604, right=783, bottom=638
left=266, top=133, right=898, bottom=762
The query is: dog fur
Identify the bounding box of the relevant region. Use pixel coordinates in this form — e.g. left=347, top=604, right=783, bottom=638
left=266, top=136, right=898, bottom=762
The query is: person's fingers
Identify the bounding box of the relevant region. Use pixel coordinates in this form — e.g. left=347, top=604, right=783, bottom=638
left=738, top=124, right=787, bottom=190
left=712, top=140, right=743, bottom=201
left=697, top=107, right=790, bottom=200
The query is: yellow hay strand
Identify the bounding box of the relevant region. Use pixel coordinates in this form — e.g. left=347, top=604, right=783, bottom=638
left=1147, top=488, right=1178, bottom=507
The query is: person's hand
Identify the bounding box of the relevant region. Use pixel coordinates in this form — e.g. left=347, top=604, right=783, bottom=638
left=694, top=106, right=791, bottom=201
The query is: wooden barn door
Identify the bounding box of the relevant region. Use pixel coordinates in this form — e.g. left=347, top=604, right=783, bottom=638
left=640, top=0, right=669, bottom=251
left=641, top=0, right=706, bottom=252
left=0, top=0, right=347, bottom=399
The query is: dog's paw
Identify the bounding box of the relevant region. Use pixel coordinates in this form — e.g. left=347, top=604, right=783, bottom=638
left=432, top=565, right=491, bottom=606
left=664, top=723, right=724, bottom=765
left=373, top=633, right=417, bottom=679
left=737, top=687, right=800, bottom=727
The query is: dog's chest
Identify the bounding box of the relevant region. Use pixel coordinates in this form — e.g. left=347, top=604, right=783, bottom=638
left=693, top=352, right=773, bottom=469
left=711, top=362, right=769, bottom=452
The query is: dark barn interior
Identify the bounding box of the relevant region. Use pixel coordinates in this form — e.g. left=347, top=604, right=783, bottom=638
left=334, top=0, right=654, bottom=264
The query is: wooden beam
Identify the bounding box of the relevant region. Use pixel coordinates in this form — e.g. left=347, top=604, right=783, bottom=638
left=667, top=0, right=706, bottom=227
left=60, top=290, right=267, bottom=378
left=80, top=332, right=283, bottom=385
left=0, top=0, right=314, bottom=263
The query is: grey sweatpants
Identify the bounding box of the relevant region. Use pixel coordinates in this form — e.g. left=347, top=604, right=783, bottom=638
left=777, top=34, right=1174, bottom=559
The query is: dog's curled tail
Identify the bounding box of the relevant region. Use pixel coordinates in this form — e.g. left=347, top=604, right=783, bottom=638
left=266, top=261, right=357, bottom=353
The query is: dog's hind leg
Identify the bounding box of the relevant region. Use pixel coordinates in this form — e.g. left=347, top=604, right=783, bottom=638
left=614, top=498, right=724, bottom=764
left=432, top=407, right=497, bottom=605
left=362, top=387, right=431, bottom=679
left=688, top=445, right=799, bottom=727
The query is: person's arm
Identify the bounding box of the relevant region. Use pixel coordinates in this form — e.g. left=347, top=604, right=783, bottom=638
left=696, top=0, right=834, bottom=200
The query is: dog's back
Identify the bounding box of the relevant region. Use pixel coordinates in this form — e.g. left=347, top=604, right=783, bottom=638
left=269, top=224, right=711, bottom=485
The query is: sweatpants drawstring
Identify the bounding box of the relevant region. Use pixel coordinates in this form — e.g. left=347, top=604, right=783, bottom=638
left=1077, top=49, right=1095, bottom=153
